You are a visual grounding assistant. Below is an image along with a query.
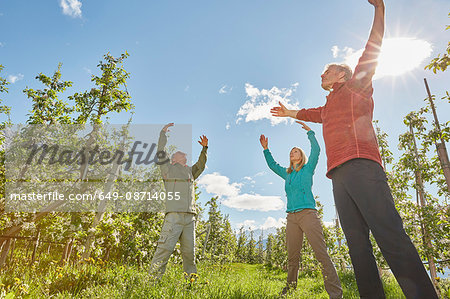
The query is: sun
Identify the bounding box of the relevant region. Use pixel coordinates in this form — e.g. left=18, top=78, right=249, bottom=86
left=343, top=38, right=433, bottom=79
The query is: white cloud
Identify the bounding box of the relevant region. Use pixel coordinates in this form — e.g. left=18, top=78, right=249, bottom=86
left=236, top=220, right=257, bottom=230
left=243, top=176, right=256, bottom=184
left=197, top=172, right=241, bottom=198
left=237, top=216, right=286, bottom=231
left=0, top=42, right=3, bottom=47
left=222, top=194, right=283, bottom=212
left=219, top=84, right=232, bottom=94
left=83, top=67, right=92, bottom=75
left=219, top=85, right=226, bottom=94
left=236, top=83, right=300, bottom=126
left=331, top=45, right=339, bottom=58
left=60, top=0, right=82, bottom=18
left=197, top=172, right=284, bottom=212
left=225, top=122, right=230, bottom=130
left=184, top=85, right=190, bottom=92
left=261, top=216, right=286, bottom=230
left=331, top=38, right=432, bottom=79
left=331, top=46, right=355, bottom=59
left=323, top=221, right=335, bottom=228
left=8, top=74, right=24, bottom=84
left=254, top=171, right=265, bottom=177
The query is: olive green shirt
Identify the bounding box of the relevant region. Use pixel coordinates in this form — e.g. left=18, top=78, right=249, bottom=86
left=157, top=131, right=207, bottom=214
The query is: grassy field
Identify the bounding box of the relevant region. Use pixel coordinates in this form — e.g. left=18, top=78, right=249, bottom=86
left=0, top=260, right=448, bottom=298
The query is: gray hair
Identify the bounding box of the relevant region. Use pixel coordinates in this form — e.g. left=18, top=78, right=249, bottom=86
left=325, top=63, right=353, bottom=81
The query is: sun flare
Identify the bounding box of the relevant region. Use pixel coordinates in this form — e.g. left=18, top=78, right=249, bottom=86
left=343, top=38, right=433, bottom=79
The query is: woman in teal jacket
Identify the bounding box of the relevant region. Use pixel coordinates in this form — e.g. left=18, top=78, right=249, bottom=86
left=260, top=121, right=342, bottom=298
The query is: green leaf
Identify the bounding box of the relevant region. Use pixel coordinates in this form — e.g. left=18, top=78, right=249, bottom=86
left=5, top=292, right=16, bottom=299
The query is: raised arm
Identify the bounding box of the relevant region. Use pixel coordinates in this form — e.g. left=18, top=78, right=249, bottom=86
left=157, top=124, right=171, bottom=151
left=260, top=135, right=288, bottom=180
left=270, top=102, right=298, bottom=119
left=192, top=135, right=208, bottom=179
left=157, top=123, right=173, bottom=178
left=353, top=0, right=385, bottom=83
left=296, top=121, right=320, bottom=171
left=368, top=0, right=385, bottom=47
left=271, top=101, right=323, bottom=123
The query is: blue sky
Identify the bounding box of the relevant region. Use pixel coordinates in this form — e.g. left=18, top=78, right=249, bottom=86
left=1, top=0, right=449, bottom=232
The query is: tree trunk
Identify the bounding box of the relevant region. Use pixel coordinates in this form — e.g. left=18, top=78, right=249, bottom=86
left=31, top=231, right=40, bottom=264
left=61, top=239, right=70, bottom=264
left=202, top=223, right=211, bottom=258
left=8, top=238, right=16, bottom=264
left=410, top=124, right=440, bottom=295
left=67, top=239, right=73, bottom=262
left=82, top=132, right=125, bottom=259
left=103, top=246, right=111, bottom=261
left=0, top=238, right=11, bottom=267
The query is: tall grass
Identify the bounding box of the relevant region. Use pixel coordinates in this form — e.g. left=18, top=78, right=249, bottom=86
left=0, top=259, right=447, bottom=298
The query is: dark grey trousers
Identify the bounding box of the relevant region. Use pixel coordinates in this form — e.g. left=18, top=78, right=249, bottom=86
left=330, top=158, right=438, bottom=299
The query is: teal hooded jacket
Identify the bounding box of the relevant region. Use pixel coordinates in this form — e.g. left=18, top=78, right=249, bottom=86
left=263, top=130, right=320, bottom=213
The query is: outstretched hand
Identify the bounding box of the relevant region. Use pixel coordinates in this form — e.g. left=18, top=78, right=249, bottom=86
left=270, top=101, right=289, bottom=117
left=162, top=123, right=174, bottom=132
left=198, top=135, right=208, bottom=147
left=368, top=0, right=384, bottom=7
left=259, top=135, right=268, bottom=150
left=296, top=120, right=311, bottom=132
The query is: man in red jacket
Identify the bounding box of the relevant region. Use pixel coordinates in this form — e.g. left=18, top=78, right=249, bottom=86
left=271, top=0, right=438, bottom=298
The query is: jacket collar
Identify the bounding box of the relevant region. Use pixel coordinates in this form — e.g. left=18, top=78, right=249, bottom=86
left=172, top=162, right=188, bottom=167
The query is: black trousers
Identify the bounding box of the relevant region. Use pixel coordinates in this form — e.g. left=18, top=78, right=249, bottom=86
left=331, top=158, right=438, bottom=299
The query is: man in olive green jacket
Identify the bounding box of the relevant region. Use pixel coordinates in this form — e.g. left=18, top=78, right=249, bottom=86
left=149, top=123, right=208, bottom=279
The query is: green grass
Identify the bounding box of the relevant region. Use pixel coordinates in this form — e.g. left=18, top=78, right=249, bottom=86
left=0, top=260, right=447, bottom=298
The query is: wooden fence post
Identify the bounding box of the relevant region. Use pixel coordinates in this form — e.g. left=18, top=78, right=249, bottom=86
left=424, top=78, right=450, bottom=194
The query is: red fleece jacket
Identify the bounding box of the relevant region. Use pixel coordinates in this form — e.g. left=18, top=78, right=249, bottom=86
left=296, top=41, right=383, bottom=178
